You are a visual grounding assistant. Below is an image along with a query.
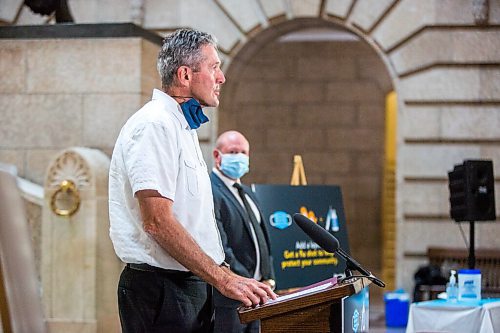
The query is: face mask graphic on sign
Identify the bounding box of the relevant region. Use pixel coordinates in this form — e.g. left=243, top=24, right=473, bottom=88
left=269, top=211, right=292, bottom=230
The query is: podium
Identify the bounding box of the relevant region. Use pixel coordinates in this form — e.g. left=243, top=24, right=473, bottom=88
left=238, top=277, right=371, bottom=333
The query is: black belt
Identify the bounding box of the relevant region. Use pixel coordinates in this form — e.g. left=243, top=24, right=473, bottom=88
left=127, top=263, right=194, bottom=277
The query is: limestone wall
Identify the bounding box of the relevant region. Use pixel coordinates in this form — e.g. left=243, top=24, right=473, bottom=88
left=0, top=33, right=160, bottom=185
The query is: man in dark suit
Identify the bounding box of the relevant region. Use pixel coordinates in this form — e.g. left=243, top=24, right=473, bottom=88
left=210, top=130, right=275, bottom=333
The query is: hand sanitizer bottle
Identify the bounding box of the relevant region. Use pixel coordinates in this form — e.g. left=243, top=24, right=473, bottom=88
left=326, top=207, right=339, bottom=232
left=446, top=270, right=458, bottom=302
left=330, top=209, right=339, bottom=232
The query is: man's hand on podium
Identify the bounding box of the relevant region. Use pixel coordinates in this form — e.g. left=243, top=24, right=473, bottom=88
left=215, top=265, right=277, bottom=307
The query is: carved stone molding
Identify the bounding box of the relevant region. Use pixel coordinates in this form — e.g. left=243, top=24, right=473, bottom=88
left=472, top=0, right=489, bottom=25
left=46, top=150, right=91, bottom=191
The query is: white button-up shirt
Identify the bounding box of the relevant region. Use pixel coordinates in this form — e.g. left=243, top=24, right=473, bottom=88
left=109, top=89, right=224, bottom=271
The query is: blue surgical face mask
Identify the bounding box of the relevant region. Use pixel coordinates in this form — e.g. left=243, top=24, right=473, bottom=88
left=179, top=98, right=209, bottom=129
left=220, top=153, right=249, bottom=179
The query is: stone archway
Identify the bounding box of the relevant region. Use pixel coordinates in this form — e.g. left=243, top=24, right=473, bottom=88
left=217, top=18, right=394, bottom=293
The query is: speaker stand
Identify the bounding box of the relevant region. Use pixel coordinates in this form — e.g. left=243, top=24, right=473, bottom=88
left=468, top=221, right=475, bottom=269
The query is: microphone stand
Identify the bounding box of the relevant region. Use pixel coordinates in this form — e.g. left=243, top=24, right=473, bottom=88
left=336, top=248, right=386, bottom=288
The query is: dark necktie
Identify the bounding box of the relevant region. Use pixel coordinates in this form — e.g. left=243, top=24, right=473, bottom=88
left=233, top=183, right=271, bottom=279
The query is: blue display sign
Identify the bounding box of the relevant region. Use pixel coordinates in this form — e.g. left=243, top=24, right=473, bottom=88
left=252, top=185, right=350, bottom=290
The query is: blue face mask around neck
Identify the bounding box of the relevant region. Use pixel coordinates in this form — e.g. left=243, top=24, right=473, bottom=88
left=220, top=153, right=249, bottom=179
left=180, top=98, right=209, bottom=129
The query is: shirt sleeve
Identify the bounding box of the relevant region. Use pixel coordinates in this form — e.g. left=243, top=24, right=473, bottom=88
left=123, top=121, right=178, bottom=200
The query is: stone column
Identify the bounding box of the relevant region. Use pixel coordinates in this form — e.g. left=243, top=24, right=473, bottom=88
left=41, top=147, right=121, bottom=333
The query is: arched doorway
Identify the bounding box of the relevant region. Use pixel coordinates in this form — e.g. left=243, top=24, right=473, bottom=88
left=218, top=18, right=394, bottom=296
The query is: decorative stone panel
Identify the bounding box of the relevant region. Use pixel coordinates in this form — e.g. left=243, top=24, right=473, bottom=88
left=491, top=0, right=500, bottom=23
left=144, top=0, right=242, bottom=52
left=26, top=39, right=142, bottom=93
left=0, top=42, right=25, bottom=93
left=325, top=0, right=353, bottom=19
left=399, top=68, right=500, bottom=101
left=45, top=150, right=92, bottom=196
left=69, top=0, right=131, bottom=23
left=0, top=0, right=23, bottom=22
left=477, top=223, right=500, bottom=246
left=401, top=107, right=440, bottom=139
left=141, top=39, right=161, bottom=93
left=402, top=182, right=450, bottom=217
left=400, top=144, right=481, bottom=178
left=82, top=93, right=142, bottom=148
left=440, top=107, right=500, bottom=140
left=372, top=0, right=473, bottom=51
left=481, top=146, right=500, bottom=177
left=42, top=147, right=121, bottom=333
left=259, top=0, right=287, bottom=19
left=218, top=0, right=267, bottom=31
left=289, top=0, right=322, bottom=18
left=391, top=29, right=500, bottom=75
left=348, top=0, right=395, bottom=31
left=401, top=181, right=500, bottom=219
left=402, top=221, right=464, bottom=253
left=0, top=94, right=83, bottom=148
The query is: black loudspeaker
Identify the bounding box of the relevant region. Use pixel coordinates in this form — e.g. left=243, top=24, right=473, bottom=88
left=448, top=160, right=496, bottom=222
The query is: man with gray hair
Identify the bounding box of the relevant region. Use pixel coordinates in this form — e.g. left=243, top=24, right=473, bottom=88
left=109, top=29, right=276, bottom=332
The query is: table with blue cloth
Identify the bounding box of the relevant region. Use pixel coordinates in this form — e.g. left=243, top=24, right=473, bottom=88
left=406, top=298, right=500, bottom=333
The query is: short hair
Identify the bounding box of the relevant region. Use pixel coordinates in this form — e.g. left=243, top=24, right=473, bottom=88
left=157, top=28, right=218, bottom=88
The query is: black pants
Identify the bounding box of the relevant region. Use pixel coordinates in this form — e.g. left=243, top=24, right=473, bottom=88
left=118, top=264, right=214, bottom=333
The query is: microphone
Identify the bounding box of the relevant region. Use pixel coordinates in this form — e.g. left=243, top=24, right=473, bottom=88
left=293, top=213, right=385, bottom=288
left=293, top=213, right=340, bottom=253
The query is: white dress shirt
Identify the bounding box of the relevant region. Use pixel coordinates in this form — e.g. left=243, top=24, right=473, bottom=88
left=109, top=89, right=224, bottom=271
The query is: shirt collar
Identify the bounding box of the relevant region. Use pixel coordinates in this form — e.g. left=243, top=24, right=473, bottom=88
left=152, top=88, right=190, bottom=130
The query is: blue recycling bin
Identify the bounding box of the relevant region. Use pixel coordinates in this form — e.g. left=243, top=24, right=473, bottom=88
left=384, top=289, right=410, bottom=327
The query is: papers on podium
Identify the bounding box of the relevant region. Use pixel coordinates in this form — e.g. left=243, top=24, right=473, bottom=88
left=266, top=277, right=338, bottom=305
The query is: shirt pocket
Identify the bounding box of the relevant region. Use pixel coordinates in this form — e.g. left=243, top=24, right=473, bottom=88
left=184, top=159, right=199, bottom=196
